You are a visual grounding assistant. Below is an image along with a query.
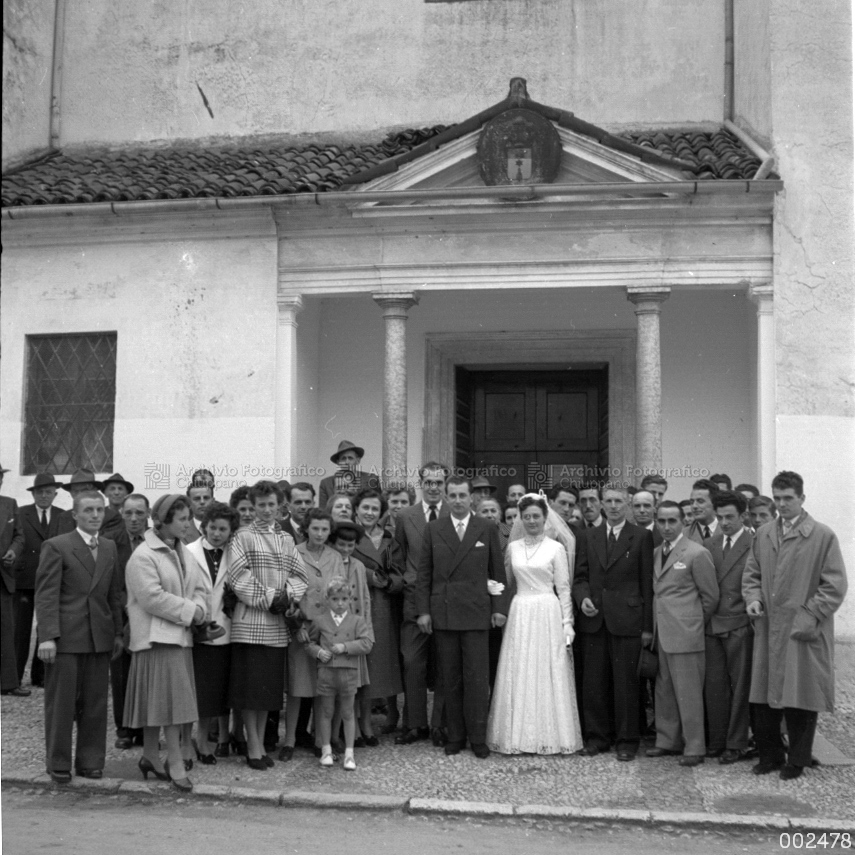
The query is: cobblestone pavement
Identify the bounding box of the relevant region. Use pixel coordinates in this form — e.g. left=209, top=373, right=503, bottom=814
left=3, top=642, right=853, bottom=823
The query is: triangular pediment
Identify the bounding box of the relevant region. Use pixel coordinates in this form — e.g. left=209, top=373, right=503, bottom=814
left=358, top=124, right=683, bottom=194
left=348, top=79, right=688, bottom=198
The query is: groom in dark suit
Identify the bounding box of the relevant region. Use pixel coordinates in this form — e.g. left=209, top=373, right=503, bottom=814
left=415, top=476, right=508, bottom=758
left=573, top=486, right=654, bottom=761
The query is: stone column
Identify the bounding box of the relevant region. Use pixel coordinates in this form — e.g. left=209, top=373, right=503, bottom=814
left=627, top=286, right=670, bottom=475
left=372, top=291, right=420, bottom=485
left=749, top=284, right=776, bottom=491
left=275, top=294, right=303, bottom=467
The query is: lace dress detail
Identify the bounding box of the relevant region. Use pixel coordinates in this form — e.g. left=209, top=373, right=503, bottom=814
left=486, top=537, right=583, bottom=754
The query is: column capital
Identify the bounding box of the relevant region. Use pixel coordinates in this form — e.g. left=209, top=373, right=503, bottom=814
left=626, top=285, right=671, bottom=311
left=277, top=294, right=303, bottom=326
left=748, top=283, right=774, bottom=314
left=373, top=291, right=420, bottom=319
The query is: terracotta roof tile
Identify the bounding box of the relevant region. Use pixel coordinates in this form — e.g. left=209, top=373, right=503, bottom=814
left=2, top=125, right=766, bottom=208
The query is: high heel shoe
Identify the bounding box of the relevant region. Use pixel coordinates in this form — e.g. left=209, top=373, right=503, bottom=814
left=195, top=749, right=217, bottom=765
left=138, top=756, right=169, bottom=782
left=193, top=737, right=217, bottom=765
left=164, top=760, right=193, bottom=792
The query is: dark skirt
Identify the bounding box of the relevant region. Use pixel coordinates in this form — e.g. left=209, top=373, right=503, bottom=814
left=192, top=643, right=231, bottom=719
left=366, top=587, right=403, bottom=698
left=228, top=643, right=286, bottom=711
left=124, top=644, right=198, bottom=728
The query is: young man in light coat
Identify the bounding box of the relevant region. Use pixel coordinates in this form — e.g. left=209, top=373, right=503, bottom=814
left=743, top=470, right=848, bottom=780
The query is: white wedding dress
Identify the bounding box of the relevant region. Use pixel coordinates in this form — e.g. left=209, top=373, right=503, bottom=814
left=486, top=536, right=583, bottom=754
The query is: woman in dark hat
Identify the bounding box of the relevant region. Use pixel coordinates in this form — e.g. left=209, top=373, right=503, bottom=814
left=124, top=494, right=209, bottom=792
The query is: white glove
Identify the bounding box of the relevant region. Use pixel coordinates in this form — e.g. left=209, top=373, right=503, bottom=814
left=564, top=626, right=575, bottom=647
left=487, top=579, right=505, bottom=596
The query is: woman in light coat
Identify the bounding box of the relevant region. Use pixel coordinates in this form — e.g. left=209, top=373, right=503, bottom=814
left=185, top=502, right=240, bottom=763
left=125, top=494, right=209, bottom=791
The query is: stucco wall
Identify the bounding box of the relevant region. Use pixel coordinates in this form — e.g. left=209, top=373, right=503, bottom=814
left=304, top=287, right=755, bottom=501
left=0, top=212, right=278, bottom=508
left=2, top=0, right=54, bottom=168
left=3, top=0, right=724, bottom=161
left=765, top=0, right=855, bottom=638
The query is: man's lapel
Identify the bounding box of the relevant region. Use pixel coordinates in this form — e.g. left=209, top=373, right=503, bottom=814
left=658, top=537, right=684, bottom=578
left=90, top=539, right=112, bottom=591
left=606, top=524, right=632, bottom=569
left=24, top=506, right=47, bottom=542
left=449, top=518, right=481, bottom=574
left=437, top=516, right=459, bottom=557
left=409, top=505, right=427, bottom=535
left=72, top=532, right=96, bottom=575
left=593, top=525, right=609, bottom=571
left=721, top=532, right=750, bottom=580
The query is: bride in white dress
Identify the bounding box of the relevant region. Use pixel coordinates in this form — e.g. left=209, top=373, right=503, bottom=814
left=486, top=493, right=583, bottom=754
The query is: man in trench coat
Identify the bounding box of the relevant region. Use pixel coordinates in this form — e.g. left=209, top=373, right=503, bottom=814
left=742, top=470, right=847, bottom=780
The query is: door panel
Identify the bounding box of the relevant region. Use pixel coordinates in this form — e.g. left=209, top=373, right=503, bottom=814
left=461, top=368, right=608, bottom=495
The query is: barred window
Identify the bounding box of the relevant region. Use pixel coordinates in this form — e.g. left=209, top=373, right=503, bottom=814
left=23, top=333, right=117, bottom=475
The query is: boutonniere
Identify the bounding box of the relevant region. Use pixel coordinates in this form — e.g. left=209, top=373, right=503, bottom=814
left=674, top=561, right=687, bottom=570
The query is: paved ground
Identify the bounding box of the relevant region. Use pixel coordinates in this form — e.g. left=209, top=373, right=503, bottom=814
left=2, top=641, right=853, bottom=827
left=2, top=788, right=799, bottom=855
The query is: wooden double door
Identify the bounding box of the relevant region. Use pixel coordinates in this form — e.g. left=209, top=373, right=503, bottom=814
left=455, top=367, right=609, bottom=497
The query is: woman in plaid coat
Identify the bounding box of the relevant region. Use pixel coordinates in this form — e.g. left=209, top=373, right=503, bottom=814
left=227, top=481, right=308, bottom=769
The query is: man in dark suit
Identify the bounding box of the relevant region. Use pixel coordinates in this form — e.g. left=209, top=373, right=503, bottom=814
left=573, top=486, right=654, bottom=761
left=632, top=490, right=663, bottom=547
left=56, top=469, right=123, bottom=538
left=631, top=488, right=661, bottom=736
left=35, top=491, right=123, bottom=783
left=687, top=478, right=720, bottom=544
left=415, top=477, right=507, bottom=758
left=318, top=441, right=381, bottom=510
left=1, top=465, right=26, bottom=696
left=578, top=485, right=605, bottom=529
left=393, top=462, right=450, bottom=744
left=703, top=490, right=754, bottom=763
left=281, top=481, right=314, bottom=544
left=101, top=492, right=149, bottom=748
left=15, top=474, right=65, bottom=689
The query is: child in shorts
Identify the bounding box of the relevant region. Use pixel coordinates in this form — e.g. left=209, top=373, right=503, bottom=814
left=306, top=577, right=373, bottom=770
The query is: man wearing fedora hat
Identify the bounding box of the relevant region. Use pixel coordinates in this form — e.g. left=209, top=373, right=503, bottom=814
left=15, top=474, right=65, bottom=689
left=1, top=464, right=26, bottom=696
left=56, top=470, right=123, bottom=539
left=318, top=441, right=381, bottom=511
left=102, top=473, right=134, bottom=513
left=469, top=476, right=497, bottom=510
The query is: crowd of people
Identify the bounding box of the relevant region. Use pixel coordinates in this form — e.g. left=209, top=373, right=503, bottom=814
left=0, top=442, right=847, bottom=791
